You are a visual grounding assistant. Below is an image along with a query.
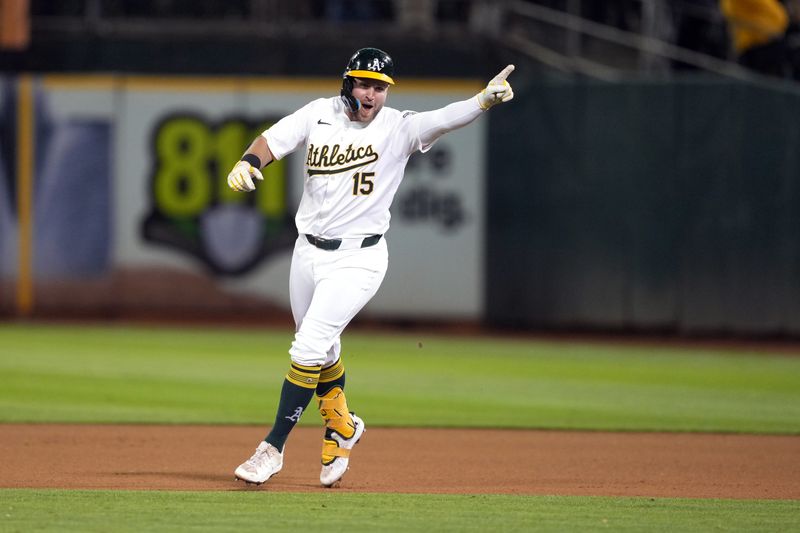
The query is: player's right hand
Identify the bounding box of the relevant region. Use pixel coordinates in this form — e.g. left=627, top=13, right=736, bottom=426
left=476, top=64, right=515, bottom=110
left=227, top=160, right=263, bottom=192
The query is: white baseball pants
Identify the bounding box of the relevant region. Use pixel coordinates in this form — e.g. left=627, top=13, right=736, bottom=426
left=288, top=235, right=388, bottom=367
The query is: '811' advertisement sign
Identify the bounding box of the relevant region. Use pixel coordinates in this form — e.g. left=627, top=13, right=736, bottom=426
left=142, top=113, right=295, bottom=276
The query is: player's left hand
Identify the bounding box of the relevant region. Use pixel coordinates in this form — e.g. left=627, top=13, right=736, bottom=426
left=476, top=64, right=515, bottom=110
left=227, top=160, right=263, bottom=192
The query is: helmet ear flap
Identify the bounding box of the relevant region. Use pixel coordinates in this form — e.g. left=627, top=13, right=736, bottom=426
left=340, top=76, right=360, bottom=114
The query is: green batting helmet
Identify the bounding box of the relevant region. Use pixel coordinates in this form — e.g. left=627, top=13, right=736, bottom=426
left=340, top=47, right=395, bottom=113
left=343, top=47, right=395, bottom=85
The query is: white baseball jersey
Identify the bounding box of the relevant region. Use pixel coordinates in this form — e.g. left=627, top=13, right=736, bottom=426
left=263, top=96, right=483, bottom=239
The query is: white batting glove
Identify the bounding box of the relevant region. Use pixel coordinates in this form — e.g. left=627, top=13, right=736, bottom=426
left=476, top=64, right=515, bottom=110
left=227, top=160, right=263, bottom=192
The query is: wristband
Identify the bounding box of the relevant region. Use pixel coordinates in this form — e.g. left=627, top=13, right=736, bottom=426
left=241, top=153, right=262, bottom=169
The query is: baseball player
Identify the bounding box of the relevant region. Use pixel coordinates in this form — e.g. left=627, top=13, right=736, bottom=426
left=230, top=47, right=514, bottom=487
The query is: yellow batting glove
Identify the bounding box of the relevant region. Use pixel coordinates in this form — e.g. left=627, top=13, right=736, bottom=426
left=476, top=64, right=515, bottom=110
left=227, top=160, right=264, bottom=192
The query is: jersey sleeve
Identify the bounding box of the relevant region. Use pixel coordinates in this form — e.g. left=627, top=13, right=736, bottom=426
left=262, top=99, right=321, bottom=160
left=394, top=98, right=485, bottom=158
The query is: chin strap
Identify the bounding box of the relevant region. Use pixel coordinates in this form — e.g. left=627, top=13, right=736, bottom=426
left=340, top=77, right=360, bottom=114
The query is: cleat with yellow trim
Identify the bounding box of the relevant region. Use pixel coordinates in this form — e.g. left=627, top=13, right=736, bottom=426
left=234, top=441, right=283, bottom=485
left=320, top=412, right=365, bottom=487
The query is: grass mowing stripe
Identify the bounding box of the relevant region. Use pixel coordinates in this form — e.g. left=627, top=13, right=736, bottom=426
left=1, top=490, right=797, bottom=532
left=1, top=324, right=800, bottom=432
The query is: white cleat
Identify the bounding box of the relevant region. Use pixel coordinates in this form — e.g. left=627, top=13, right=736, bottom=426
left=234, top=441, right=283, bottom=485
left=320, top=413, right=365, bottom=488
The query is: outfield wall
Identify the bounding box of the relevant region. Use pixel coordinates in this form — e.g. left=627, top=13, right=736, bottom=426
left=2, top=73, right=799, bottom=335
left=487, top=77, right=800, bottom=336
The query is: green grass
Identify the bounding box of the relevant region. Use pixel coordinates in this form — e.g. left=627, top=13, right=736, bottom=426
left=1, top=490, right=797, bottom=532
left=1, top=323, right=800, bottom=432
left=1, top=323, right=799, bottom=531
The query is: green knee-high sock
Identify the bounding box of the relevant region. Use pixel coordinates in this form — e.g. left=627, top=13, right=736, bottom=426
left=265, top=362, right=321, bottom=451
left=316, top=358, right=346, bottom=397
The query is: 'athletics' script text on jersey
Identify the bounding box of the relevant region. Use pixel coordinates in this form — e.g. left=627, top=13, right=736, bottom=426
left=305, top=144, right=379, bottom=176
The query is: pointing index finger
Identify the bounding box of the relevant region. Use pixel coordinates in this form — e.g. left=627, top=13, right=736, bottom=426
left=493, top=64, right=515, bottom=83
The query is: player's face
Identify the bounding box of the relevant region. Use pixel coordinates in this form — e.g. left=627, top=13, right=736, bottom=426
left=350, top=78, right=390, bottom=122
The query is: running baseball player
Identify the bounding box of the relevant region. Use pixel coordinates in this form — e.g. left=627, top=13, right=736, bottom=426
left=229, top=47, right=514, bottom=487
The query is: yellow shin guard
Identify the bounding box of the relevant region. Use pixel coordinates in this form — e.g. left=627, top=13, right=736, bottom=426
left=317, top=386, right=355, bottom=464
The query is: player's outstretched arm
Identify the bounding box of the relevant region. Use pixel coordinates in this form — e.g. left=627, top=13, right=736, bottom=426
left=227, top=136, right=275, bottom=192
left=412, top=65, right=517, bottom=151
left=476, top=64, right=515, bottom=110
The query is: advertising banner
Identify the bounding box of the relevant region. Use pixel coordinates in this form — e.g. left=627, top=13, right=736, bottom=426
left=9, top=75, right=485, bottom=319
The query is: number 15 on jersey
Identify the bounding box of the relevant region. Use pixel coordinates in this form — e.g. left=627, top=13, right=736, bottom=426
left=352, top=172, right=375, bottom=196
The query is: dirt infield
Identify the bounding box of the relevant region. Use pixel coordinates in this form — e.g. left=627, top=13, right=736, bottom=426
left=2, top=424, right=798, bottom=499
